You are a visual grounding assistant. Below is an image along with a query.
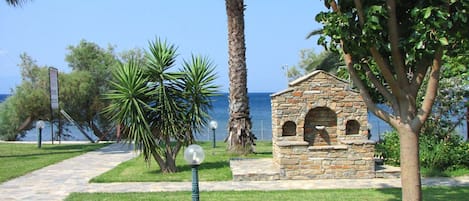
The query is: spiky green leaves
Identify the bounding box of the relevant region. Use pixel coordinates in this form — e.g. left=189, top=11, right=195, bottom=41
left=103, top=38, right=219, bottom=168
left=180, top=56, right=220, bottom=134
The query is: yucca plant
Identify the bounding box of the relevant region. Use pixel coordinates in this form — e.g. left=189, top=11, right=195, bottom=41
left=103, top=38, right=219, bottom=173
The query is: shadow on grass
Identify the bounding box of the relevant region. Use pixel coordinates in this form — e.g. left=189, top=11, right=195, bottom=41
left=423, top=186, right=469, bottom=200
left=41, top=144, right=99, bottom=151
left=254, top=151, right=273, bottom=155
left=375, top=186, right=469, bottom=201
left=0, top=144, right=109, bottom=158
left=375, top=188, right=401, bottom=201
left=149, top=161, right=229, bottom=174
left=0, top=150, right=83, bottom=158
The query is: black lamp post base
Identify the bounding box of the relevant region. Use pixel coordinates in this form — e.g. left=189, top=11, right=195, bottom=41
left=191, top=165, right=200, bottom=201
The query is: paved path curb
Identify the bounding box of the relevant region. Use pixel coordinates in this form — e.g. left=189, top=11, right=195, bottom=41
left=1, top=143, right=469, bottom=201
left=82, top=176, right=469, bottom=193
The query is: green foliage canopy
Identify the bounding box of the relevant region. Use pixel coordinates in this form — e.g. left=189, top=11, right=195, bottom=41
left=316, top=1, right=468, bottom=200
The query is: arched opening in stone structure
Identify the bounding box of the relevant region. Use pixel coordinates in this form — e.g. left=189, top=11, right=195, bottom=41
left=303, top=107, right=337, bottom=146
left=282, top=121, right=296, bottom=136
left=345, top=120, right=360, bottom=135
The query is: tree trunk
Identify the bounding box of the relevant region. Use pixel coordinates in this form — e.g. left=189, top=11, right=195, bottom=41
left=16, top=116, right=33, bottom=132
left=225, top=0, right=255, bottom=154
left=398, top=125, right=422, bottom=201
left=90, top=121, right=107, bottom=140
left=152, top=150, right=177, bottom=173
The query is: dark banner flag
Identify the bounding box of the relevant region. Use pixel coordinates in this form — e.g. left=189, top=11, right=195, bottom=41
left=49, top=67, right=59, bottom=110
left=49, top=67, right=59, bottom=143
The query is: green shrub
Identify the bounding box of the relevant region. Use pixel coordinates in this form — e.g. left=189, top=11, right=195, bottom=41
left=376, top=130, right=469, bottom=171
left=420, top=133, right=468, bottom=170
left=375, top=130, right=400, bottom=166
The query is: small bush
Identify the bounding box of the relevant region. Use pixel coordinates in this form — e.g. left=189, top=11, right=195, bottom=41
left=375, top=130, right=400, bottom=166
left=376, top=130, right=469, bottom=171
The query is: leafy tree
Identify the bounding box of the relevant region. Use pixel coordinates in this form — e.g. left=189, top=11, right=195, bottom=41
left=0, top=96, right=23, bottom=140
left=438, top=55, right=469, bottom=141
left=65, top=40, right=119, bottom=139
left=316, top=1, right=469, bottom=200
left=58, top=71, right=97, bottom=139
left=287, top=49, right=344, bottom=80
left=14, top=54, right=50, bottom=125
left=0, top=53, right=50, bottom=140
left=225, top=0, right=256, bottom=154
left=103, top=39, right=219, bottom=173
left=119, top=48, right=146, bottom=64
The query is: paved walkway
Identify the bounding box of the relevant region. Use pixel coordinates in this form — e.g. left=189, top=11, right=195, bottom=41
left=1, top=143, right=469, bottom=201
left=0, top=143, right=137, bottom=201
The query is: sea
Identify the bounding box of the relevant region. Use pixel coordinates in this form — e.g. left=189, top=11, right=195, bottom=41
left=0, top=93, right=466, bottom=142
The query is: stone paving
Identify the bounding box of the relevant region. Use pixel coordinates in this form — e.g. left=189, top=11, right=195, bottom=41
left=1, top=143, right=469, bottom=201
left=0, top=143, right=137, bottom=201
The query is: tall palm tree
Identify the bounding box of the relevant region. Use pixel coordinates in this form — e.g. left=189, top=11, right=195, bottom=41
left=225, top=0, right=255, bottom=154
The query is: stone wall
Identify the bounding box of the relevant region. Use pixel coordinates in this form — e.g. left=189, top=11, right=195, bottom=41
left=274, top=140, right=375, bottom=179
left=271, top=71, right=369, bottom=143
left=270, top=71, right=375, bottom=180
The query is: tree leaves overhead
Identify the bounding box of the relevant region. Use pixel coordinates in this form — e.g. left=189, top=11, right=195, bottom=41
left=316, top=1, right=469, bottom=200
left=316, top=0, right=469, bottom=106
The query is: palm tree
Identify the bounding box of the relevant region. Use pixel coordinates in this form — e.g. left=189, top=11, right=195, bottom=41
left=104, top=38, right=219, bottom=173
left=225, top=0, right=256, bottom=154
left=5, top=0, right=27, bottom=7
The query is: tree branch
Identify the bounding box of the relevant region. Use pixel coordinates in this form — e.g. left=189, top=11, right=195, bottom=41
left=370, top=47, right=400, bottom=101
left=410, top=60, right=432, bottom=98
left=329, top=0, right=339, bottom=13
left=361, top=62, right=396, bottom=105
left=354, top=0, right=365, bottom=25
left=344, top=54, right=398, bottom=127
left=17, top=116, right=33, bottom=132
left=412, top=48, right=443, bottom=131
left=386, top=0, right=407, bottom=86
left=354, top=0, right=400, bottom=103
left=332, top=0, right=398, bottom=126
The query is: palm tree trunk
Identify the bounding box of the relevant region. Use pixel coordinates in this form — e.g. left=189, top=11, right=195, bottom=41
left=225, top=0, right=255, bottom=154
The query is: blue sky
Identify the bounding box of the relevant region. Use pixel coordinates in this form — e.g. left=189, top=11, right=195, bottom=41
left=0, top=0, right=325, bottom=94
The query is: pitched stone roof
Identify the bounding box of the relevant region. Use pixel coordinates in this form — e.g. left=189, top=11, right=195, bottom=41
left=271, top=70, right=352, bottom=97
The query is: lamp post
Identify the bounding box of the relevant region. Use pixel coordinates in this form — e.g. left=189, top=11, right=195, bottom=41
left=184, top=144, right=205, bottom=201
left=209, top=120, right=218, bottom=148
left=36, top=120, right=45, bottom=148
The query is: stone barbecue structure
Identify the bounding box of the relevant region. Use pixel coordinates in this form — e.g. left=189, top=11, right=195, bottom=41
left=271, top=70, right=375, bottom=179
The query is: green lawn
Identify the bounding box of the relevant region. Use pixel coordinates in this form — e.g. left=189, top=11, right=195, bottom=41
left=92, top=140, right=469, bottom=182
left=91, top=141, right=272, bottom=182
left=0, top=142, right=109, bottom=183
left=66, top=187, right=469, bottom=201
